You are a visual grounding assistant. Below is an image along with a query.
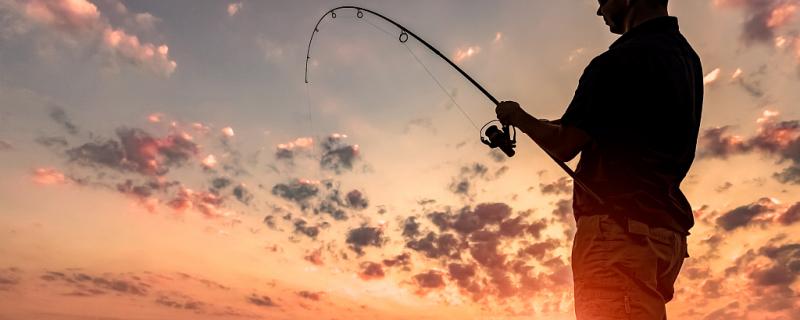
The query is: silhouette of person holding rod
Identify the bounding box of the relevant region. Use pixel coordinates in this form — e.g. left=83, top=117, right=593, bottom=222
left=496, top=0, right=702, bottom=318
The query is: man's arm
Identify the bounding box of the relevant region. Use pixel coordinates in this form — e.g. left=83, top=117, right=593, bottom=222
left=496, top=101, right=591, bottom=162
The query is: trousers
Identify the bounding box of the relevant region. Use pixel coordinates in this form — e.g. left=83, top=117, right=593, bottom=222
left=571, top=215, right=688, bottom=320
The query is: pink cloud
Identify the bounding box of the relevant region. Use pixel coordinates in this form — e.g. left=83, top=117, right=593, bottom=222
left=453, top=46, right=481, bottom=63
left=227, top=2, right=242, bottom=17
left=31, top=167, right=66, bottom=185
left=102, top=27, right=176, bottom=77
left=13, top=0, right=177, bottom=77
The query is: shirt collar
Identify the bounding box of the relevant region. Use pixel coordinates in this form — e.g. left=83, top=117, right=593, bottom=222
left=610, top=16, right=679, bottom=49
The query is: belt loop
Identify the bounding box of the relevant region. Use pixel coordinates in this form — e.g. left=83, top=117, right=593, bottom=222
left=626, top=218, right=650, bottom=237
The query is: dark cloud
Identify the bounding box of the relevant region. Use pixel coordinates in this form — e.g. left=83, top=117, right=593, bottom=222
left=777, top=202, right=800, bottom=225
left=304, top=247, right=324, bottom=266
left=401, top=216, right=421, bottom=239
left=211, top=177, right=232, bottom=190
left=67, top=127, right=198, bottom=176
left=358, top=261, right=384, bottom=280
left=697, top=126, right=750, bottom=158
left=526, top=219, right=548, bottom=239
left=539, top=177, right=572, bottom=196
left=293, top=219, right=321, bottom=239
left=382, top=253, right=411, bottom=269
left=232, top=185, right=253, bottom=205
left=35, top=136, right=68, bottom=148
left=469, top=240, right=506, bottom=269
left=517, top=239, right=560, bottom=260
left=406, top=232, right=463, bottom=259
left=0, top=267, right=22, bottom=291
left=475, top=203, right=512, bottom=224
left=403, top=117, right=436, bottom=134
left=715, top=197, right=778, bottom=230
left=247, top=294, right=277, bottom=307
left=320, top=134, right=360, bottom=173
left=698, top=115, right=800, bottom=184
left=0, top=139, right=11, bottom=150
left=715, top=181, right=733, bottom=193
left=714, top=0, right=800, bottom=45
left=271, top=180, right=319, bottom=204
left=346, top=225, right=385, bottom=255
left=40, top=271, right=148, bottom=296
left=297, top=290, right=324, bottom=301
left=345, top=189, right=368, bottom=210
left=489, top=149, right=507, bottom=162
left=447, top=263, right=476, bottom=286
left=448, top=162, right=504, bottom=196
left=155, top=293, right=204, bottom=311
left=449, top=179, right=470, bottom=195
left=49, top=106, right=79, bottom=135
left=413, top=270, right=445, bottom=289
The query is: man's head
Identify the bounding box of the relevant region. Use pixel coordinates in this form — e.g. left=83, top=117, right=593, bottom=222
left=597, top=0, right=669, bottom=35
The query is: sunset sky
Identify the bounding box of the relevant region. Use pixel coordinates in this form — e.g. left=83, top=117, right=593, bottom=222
left=1, top=0, right=799, bottom=319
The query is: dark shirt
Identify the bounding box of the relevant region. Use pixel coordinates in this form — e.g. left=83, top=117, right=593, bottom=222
left=559, top=16, right=703, bottom=235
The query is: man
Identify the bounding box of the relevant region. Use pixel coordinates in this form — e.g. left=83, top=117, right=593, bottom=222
left=495, top=0, right=702, bottom=319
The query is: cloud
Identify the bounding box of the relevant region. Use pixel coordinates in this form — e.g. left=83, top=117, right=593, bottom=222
left=358, top=261, right=384, bottom=280
left=703, top=67, right=721, bottom=86
left=246, top=294, right=277, bottom=307
left=0, top=139, right=11, bottom=150
left=344, top=189, right=368, bottom=210
left=67, top=127, right=199, bottom=176
left=275, top=137, right=313, bottom=162
left=453, top=45, right=480, bottom=63
left=401, top=216, right=421, bottom=239
left=539, top=177, right=572, bottom=196
left=31, top=167, right=67, bottom=185
left=271, top=179, right=320, bottom=204
left=413, top=270, right=445, bottom=292
left=713, top=0, right=800, bottom=45
left=346, top=225, right=385, bottom=255
left=297, top=290, right=323, bottom=301
left=698, top=111, right=800, bottom=183
left=0, top=267, right=22, bottom=291
left=406, top=232, right=463, bottom=259
left=35, top=136, right=68, bottom=148
left=227, top=3, right=242, bottom=17
left=715, top=197, right=779, bottom=230
left=4, top=0, right=177, bottom=77
left=304, top=247, right=324, bottom=266
left=320, top=134, right=360, bottom=173
left=49, top=106, right=78, bottom=135
left=715, top=181, right=733, bottom=193
left=293, top=219, right=321, bottom=239
left=382, top=253, right=412, bottom=269
left=155, top=293, right=204, bottom=311
left=232, top=184, right=252, bottom=205
left=40, top=270, right=148, bottom=296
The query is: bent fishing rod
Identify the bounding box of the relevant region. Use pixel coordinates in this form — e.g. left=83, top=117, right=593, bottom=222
left=304, top=6, right=604, bottom=205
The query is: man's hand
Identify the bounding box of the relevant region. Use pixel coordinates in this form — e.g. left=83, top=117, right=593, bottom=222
left=495, top=101, right=531, bottom=127
left=494, top=100, right=591, bottom=162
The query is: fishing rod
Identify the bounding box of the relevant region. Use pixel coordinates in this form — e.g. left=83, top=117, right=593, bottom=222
left=304, top=6, right=604, bottom=205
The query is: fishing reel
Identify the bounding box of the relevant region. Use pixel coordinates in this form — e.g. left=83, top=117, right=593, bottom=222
left=480, top=121, right=517, bottom=157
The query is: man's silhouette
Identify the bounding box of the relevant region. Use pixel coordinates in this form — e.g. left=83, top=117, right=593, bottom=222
left=495, top=0, right=702, bottom=319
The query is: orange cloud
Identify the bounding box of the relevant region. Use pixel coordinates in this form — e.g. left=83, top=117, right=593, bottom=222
left=31, top=167, right=66, bottom=185
left=453, top=46, right=481, bottom=63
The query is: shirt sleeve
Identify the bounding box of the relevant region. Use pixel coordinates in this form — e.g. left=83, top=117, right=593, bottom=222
left=559, top=53, right=629, bottom=143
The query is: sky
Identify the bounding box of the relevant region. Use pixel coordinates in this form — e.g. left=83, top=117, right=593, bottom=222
left=0, top=0, right=799, bottom=319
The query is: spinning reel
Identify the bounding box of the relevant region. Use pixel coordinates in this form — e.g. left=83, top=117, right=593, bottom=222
left=480, top=121, right=517, bottom=157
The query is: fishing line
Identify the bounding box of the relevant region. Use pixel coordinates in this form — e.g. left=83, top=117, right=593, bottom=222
left=304, top=6, right=605, bottom=205
left=359, top=15, right=480, bottom=131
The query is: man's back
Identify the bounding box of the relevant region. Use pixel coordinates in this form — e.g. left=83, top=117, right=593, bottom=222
left=560, top=16, right=703, bottom=234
